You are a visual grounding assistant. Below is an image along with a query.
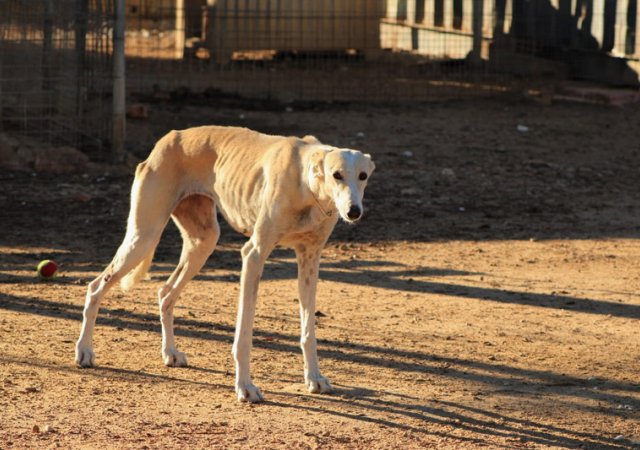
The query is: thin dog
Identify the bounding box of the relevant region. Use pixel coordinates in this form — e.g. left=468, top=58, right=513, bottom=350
left=75, top=126, right=375, bottom=402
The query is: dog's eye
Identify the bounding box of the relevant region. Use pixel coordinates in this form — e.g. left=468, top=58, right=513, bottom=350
left=359, top=172, right=368, bottom=181
left=333, top=172, right=343, bottom=180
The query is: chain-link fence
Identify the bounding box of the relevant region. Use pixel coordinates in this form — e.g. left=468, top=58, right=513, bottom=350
left=0, top=0, right=114, bottom=154
left=123, top=0, right=640, bottom=103
left=1, top=0, right=639, bottom=155
left=124, top=0, right=504, bottom=102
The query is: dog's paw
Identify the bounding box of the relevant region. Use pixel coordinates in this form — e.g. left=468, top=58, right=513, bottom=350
left=162, top=348, right=188, bottom=367
left=75, top=346, right=95, bottom=368
left=306, top=375, right=332, bottom=394
left=236, top=383, right=264, bottom=403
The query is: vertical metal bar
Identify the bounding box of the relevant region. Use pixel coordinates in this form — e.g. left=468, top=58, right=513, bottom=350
left=558, top=0, right=572, bottom=46
left=493, top=0, right=507, bottom=35
left=42, top=0, right=53, bottom=91
left=626, top=0, right=637, bottom=54
left=113, top=0, right=126, bottom=160
left=0, top=17, right=3, bottom=132
left=42, top=0, right=54, bottom=142
left=582, top=0, right=594, bottom=33
left=453, top=0, right=463, bottom=28
left=415, top=0, right=426, bottom=22
left=76, top=0, right=89, bottom=148
left=434, top=0, right=444, bottom=26
left=602, top=0, right=617, bottom=51
left=471, top=0, right=484, bottom=63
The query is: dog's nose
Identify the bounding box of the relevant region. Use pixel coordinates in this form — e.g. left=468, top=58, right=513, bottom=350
left=347, top=205, right=362, bottom=221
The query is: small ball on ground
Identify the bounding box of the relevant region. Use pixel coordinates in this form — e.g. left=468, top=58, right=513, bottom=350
left=37, top=260, right=58, bottom=279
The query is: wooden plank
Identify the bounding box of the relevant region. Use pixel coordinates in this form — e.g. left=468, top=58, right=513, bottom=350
left=628, top=0, right=638, bottom=55
left=592, top=0, right=605, bottom=46
left=175, top=0, right=185, bottom=58
left=444, top=0, right=454, bottom=29
left=206, top=0, right=383, bottom=55
left=406, top=0, right=417, bottom=23
left=635, top=0, right=640, bottom=56
left=612, top=0, right=629, bottom=54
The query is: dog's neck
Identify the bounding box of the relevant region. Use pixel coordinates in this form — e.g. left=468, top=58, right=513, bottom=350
left=310, top=188, right=334, bottom=218
left=305, top=149, right=337, bottom=218
left=307, top=173, right=336, bottom=218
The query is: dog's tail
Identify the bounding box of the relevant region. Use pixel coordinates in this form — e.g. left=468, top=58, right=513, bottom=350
left=117, top=158, right=172, bottom=292
left=120, top=249, right=154, bottom=291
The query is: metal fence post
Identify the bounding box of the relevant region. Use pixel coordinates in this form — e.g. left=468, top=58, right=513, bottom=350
left=471, top=0, right=484, bottom=64
left=0, top=27, right=3, bottom=132
left=113, top=0, right=126, bottom=161
left=42, top=0, right=53, bottom=92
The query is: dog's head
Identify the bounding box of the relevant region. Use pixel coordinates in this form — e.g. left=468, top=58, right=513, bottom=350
left=310, top=148, right=375, bottom=223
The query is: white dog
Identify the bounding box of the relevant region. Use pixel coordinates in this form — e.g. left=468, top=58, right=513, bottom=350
left=75, top=126, right=375, bottom=402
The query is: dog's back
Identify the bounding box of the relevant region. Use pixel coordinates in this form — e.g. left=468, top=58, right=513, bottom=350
left=145, top=126, right=281, bottom=168
left=142, top=126, right=306, bottom=235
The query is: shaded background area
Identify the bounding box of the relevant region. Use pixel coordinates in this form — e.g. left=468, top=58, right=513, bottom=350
left=1, top=0, right=639, bottom=158
left=1, top=97, right=639, bottom=253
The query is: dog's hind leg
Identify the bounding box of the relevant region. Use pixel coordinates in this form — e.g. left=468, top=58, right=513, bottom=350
left=75, top=163, right=172, bottom=368
left=158, top=195, right=219, bottom=367
left=75, top=229, right=163, bottom=367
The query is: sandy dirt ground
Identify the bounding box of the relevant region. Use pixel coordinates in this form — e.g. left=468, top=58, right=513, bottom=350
left=1, top=94, right=639, bottom=449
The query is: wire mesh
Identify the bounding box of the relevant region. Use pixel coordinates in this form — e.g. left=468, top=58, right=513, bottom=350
left=124, top=0, right=504, bottom=103
left=0, top=0, right=114, bottom=153
left=123, top=0, right=640, bottom=104
left=1, top=0, right=639, bottom=155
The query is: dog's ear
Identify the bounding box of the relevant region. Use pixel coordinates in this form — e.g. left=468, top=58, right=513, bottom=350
left=302, top=135, right=321, bottom=145
left=309, top=149, right=326, bottom=179
left=364, top=153, right=376, bottom=174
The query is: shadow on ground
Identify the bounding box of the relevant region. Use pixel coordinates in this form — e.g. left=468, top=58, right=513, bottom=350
left=1, top=295, right=635, bottom=450
left=2, top=248, right=639, bottom=320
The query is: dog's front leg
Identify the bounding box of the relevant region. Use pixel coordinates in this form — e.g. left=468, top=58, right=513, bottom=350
left=295, top=245, right=332, bottom=394
left=232, top=237, right=273, bottom=402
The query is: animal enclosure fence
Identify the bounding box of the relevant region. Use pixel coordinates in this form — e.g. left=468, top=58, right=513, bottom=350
left=0, top=0, right=114, bottom=153
left=124, top=0, right=640, bottom=99
left=1, top=0, right=639, bottom=155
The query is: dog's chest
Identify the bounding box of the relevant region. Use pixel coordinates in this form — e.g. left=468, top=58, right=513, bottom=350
left=279, top=207, right=336, bottom=247
left=295, top=206, right=317, bottom=228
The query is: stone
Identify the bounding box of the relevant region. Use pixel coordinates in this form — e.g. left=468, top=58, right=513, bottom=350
left=126, top=103, right=149, bottom=119
left=34, top=146, right=89, bottom=174
left=0, top=133, right=28, bottom=170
